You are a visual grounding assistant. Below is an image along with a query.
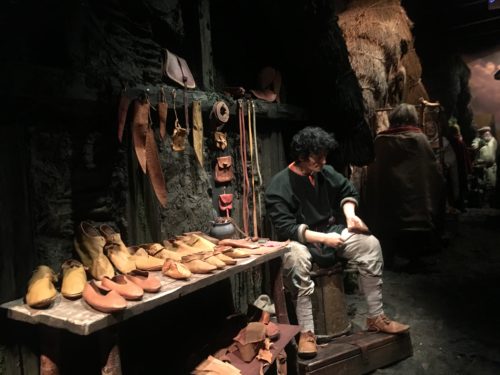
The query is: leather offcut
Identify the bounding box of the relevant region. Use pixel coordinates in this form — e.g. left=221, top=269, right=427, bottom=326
left=145, top=126, right=168, bottom=208
left=162, top=49, right=196, bottom=89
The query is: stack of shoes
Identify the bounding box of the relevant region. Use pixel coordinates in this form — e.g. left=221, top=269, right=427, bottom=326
left=25, top=265, right=58, bottom=309
left=99, top=224, right=136, bottom=274
left=60, top=259, right=87, bottom=300
left=101, top=275, right=144, bottom=301
left=82, top=280, right=127, bottom=313
left=125, top=270, right=162, bottom=293
left=74, top=222, right=115, bottom=280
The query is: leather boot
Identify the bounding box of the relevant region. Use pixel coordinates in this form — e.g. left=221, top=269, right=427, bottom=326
left=297, top=331, right=317, bottom=359
left=366, top=314, right=410, bottom=334
left=25, top=265, right=58, bottom=308
left=61, top=259, right=86, bottom=299
left=74, top=222, right=114, bottom=280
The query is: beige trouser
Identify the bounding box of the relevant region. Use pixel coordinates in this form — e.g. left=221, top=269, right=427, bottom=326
left=283, top=230, right=384, bottom=332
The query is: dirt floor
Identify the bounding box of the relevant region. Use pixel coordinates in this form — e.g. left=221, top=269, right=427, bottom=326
left=344, top=208, right=500, bottom=374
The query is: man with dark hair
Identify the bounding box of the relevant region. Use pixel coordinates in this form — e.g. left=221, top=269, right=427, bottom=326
left=265, top=126, right=409, bottom=359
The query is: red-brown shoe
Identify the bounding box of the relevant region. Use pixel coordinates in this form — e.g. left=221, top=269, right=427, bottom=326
left=366, top=314, right=410, bottom=334
left=297, top=331, right=317, bottom=359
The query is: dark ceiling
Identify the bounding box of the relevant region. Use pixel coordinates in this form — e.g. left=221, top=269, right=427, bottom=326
left=402, top=0, right=500, bottom=55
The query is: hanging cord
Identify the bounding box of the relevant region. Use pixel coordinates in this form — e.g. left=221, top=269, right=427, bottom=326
left=251, top=100, right=263, bottom=228
left=238, top=100, right=250, bottom=236
left=247, top=99, right=258, bottom=238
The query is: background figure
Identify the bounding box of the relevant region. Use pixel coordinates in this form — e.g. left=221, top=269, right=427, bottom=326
left=472, top=126, right=497, bottom=194
left=364, top=104, right=445, bottom=266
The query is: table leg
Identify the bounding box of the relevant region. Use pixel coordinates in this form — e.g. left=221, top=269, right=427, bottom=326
left=39, top=325, right=61, bottom=375
left=269, top=257, right=290, bottom=324
left=99, top=327, right=122, bottom=375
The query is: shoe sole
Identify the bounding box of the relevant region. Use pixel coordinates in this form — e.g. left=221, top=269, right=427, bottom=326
left=297, top=351, right=317, bottom=359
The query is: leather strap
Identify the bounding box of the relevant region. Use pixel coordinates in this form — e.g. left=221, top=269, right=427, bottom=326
left=251, top=101, right=263, bottom=229
left=183, top=83, right=190, bottom=135
left=117, top=88, right=131, bottom=143
left=211, top=101, right=230, bottom=124
left=145, top=127, right=168, bottom=208
left=238, top=100, right=250, bottom=236
left=132, top=99, right=149, bottom=174
left=247, top=99, right=258, bottom=237
left=192, top=100, right=204, bottom=166
left=157, top=87, right=168, bottom=141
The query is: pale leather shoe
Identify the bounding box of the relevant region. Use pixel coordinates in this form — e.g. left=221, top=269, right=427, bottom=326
left=366, top=314, right=410, bottom=334
left=162, top=259, right=192, bottom=279
left=101, top=275, right=144, bottom=300
left=61, top=259, right=87, bottom=299
left=201, top=252, right=226, bottom=269
left=173, top=240, right=204, bottom=256
left=128, top=247, right=164, bottom=271
left=142, top=243, right=182, bottom=262
left=181, top=254, right=217, bottom=274
left=125, top=270, right=161, bottom=293
left=25, top=265, right=58, bottom=309
left=82, top=280, right=127, bottom=313
left=177, top=234, right=215, bottom=252
left=99, top=224, right=136, bottom=274
left=74, top=222, right=114, bottom=280
left=224, top=248, right=251, bottom=259
left=297, top=331, right=317, bottom=359
left=213, top=250, right=237, bottom=265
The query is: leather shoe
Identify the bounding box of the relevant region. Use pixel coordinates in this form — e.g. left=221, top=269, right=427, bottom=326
left=101, top=275, right=144, bottom=301
left=61, top=259, right=87, bottom=299
left=181, top=254, right=217, bottom=274
left=162, top=259, right=192, bottom=279
left=82, top=280, right=127, bottom=313
left=25, top=265, right=58, bottom=309
left=128, top=247, right=165, bottom=271
left=297, top=331, right=317, bottom=359
left=141, top=243, right=183, bottom=262
left=99, top=224, right=136, bottom=274
left=125, top=270, right=161, bottom=293
left=366, top=314, right=410, bottom=334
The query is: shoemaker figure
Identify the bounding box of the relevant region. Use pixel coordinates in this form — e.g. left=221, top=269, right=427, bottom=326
left=265, top=127, right=409, bottom=359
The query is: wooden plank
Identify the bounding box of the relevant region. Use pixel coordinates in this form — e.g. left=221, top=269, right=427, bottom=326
left=198, top=0, right=215, bottom=90
left=1, top=248, right=288, bottom=336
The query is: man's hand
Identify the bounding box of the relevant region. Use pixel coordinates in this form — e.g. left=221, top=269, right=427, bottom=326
left=346, top=215, right=371, bottom=234
left=322, top=232, right=345, bottom=248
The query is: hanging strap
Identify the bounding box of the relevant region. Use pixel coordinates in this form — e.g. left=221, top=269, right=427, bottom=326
left=192, top=100, right=204, bottom=167
left=247, top=99, right=258, bottom=238
left=238, top=100, right=250, bottom=237
left=251, top=100, right=263, bottom=233
left=157, top=86, right=168, bottom=141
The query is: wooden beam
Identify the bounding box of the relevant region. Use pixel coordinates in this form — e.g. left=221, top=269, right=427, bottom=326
left=198, top=0, right=215, bottom=91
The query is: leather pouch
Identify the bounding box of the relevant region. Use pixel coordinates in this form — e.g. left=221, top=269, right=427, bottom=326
left=214, top=131, right=227, bottom=150
left=219, top=193, right=233, bottom=213
left=172, top=120, right=187, bottom=152
left=214, top=156, right=234, bottom=183
left=162, top=49, right=196, bottom=89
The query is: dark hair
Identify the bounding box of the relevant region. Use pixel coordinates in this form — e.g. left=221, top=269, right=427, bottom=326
left=290, top=126, right=338, bottom=162
left=388, top=103, right=418, bottom=128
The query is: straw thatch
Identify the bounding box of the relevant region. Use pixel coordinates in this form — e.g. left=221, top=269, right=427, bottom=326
left=338, top=0, right=428, bottom=132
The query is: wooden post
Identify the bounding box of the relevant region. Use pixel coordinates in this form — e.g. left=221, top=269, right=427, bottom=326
left=269, top=257, right=290, bottom=325
left=198, top=0, right=215, bottom=90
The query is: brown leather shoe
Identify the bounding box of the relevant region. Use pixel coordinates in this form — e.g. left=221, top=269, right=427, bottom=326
left=101, top=275, right=144, bottom=301
left=141, top=243, right=183, bottom=262
left=125, top=270, right=161, bottom=293
left=25, top=265, right=58, bottom=309
left=74, top=222, right=115, bottom=280
left=99, top=224, right=136, bottom=274
left=366, top=314, right=410, bottom=334
left=162, top=259, right=192, bottom=279
left=181, top=254, right=217, bottom=274
left=297, top=331, right=317, bottom=359
left=61, top=259, right=87, bottom=299
left=82, top=280, right=127, bottom=313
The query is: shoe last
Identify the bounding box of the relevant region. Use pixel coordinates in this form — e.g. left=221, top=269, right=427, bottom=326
left=125, top=270, right=161, bottom=293
left=61, top=259, right=87, bottom=299
left=366, top=314, right=410, bottom=334
left=82, top=280, right=127, bottom=313
left=25, top=265, right=58, bottom=309
left=101, top=275, right=144, bottom=301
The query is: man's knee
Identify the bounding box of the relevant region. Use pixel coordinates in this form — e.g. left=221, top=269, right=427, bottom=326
left=284, top=241, right=313, bottom=273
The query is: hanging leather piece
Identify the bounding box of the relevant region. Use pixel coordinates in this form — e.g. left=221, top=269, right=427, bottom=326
left=117, top=88, right=131, bottom=143
left=145, top=126, right=168, bottom=208
left=214, top=131, right=227, bottom=150
left=251, top=100, right=264, bottom=233
left=238, top=100, right=250, bottom=237
left=211, top=101, right=230, bottom=125
left=171, top=90, right=187, bottom=152
left=192, top=100, right=204, bottom=166
left=157, top=87, right=168, bottom=142
left=132, top=98, right=150, bottom=174
left=162, top=49, right=196, bottom=89
left=247, top=99, right=258, bottom=238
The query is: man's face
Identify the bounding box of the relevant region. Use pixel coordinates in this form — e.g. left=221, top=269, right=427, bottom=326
left=302, top=152, right=327, bottom=174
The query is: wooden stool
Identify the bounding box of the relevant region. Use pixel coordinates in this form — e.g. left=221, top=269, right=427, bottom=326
left=310, top=262, right=352, bottom=342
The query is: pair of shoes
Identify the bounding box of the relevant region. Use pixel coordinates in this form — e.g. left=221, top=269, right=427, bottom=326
left=25, top=266, right=58, bottom=309
left=61, top=259, right=87, bottom=299
left=82, top=280, right=127, bottom=313
left=298, top=331, right=317, bottom=359
left=126, top=269, right=162, bottom=293
left=366, top=314, right=410, bottom=334
left=181, top=254, right=217, bottom=274
left=100, top=224, right=136, bottom=274
left=102, top=275, right=144, bottom=300
left=162, top=259, right=192, bottom=279
left=128, top=246, right=165, bottom=271
left=74, top=222, right=115, bottom=280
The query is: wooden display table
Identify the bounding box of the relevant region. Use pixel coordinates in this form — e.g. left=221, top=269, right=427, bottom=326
left=1, top=245, right=291, bottom=374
